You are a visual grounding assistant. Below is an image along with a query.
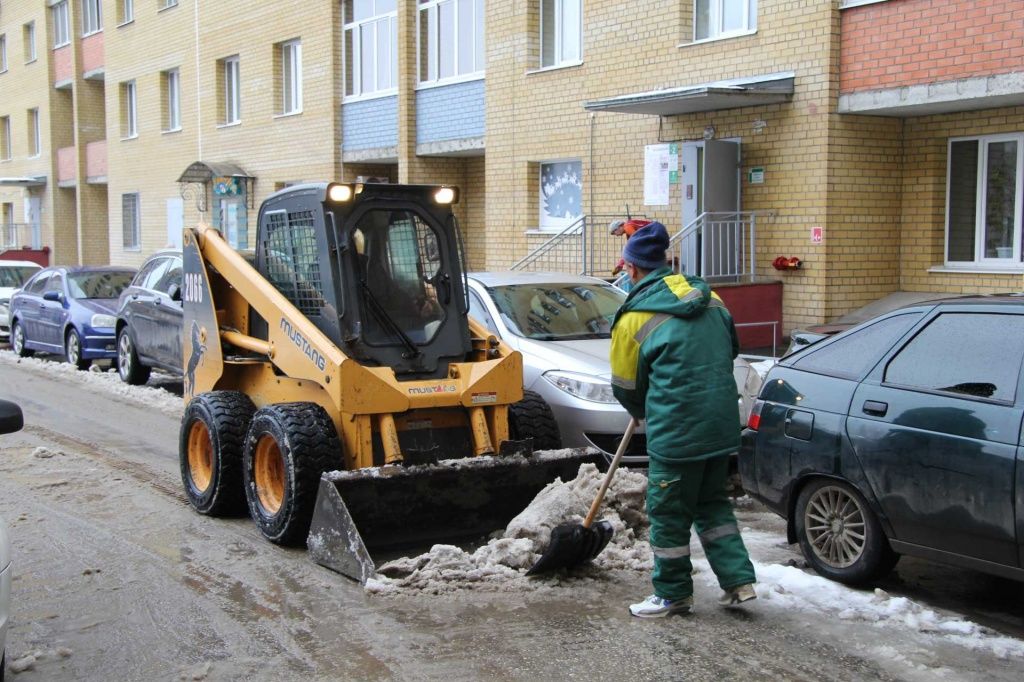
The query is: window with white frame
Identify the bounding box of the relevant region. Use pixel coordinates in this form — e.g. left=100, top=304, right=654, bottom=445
left=0, top=34, right=6, bottom=73
left=695, top=0, right=757, bottom=41
left=539, top=160, right=582, bottom=230
left=160, top=0, right=179, bottom=9
left=53, top=2, right=70, bottom=48
left=23, top=22, right=36, bottom=62
left=28, top=108, right=40, bottom=157
left=343, top=0, right=397, bottom=98
left=162, top=69, right=180, bottom=131
left=946, top=133, right=1024, bottom=266
left=119, top=0, right=134, bottom=24
left=121, top=80, right=137, bottom=138
left=418, top=0, right=485, bottom=84
left=82, top=0, right=103, bottom=36
left=540, top=0, right=580, bottom=68
left=122, top=193, right=140, bottom=250
left=279, top=39, right=302, bottom=114
left=0, top=116, right=11, bottom=160
left=220, top=55, right=240, bottom=124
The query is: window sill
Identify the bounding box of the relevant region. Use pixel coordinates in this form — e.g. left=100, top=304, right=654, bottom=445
left=120, top=134, right=138, bottom=141
left=53, top=42, right=70, bottom=50
left=0, top=69, right=7, bottom=75
left=24, top=58, right=38, bottom=65
left=678, top=29, right=757, bottom=49
left=343, top=89, right=398, bottom=104
left=840, top=0, right=890, bottom=8
left=117, top=20, right=134, bottom=28
left=415, top=73, right=485, bottom=91
left=81, top=30, right=102, bottom=39
left=123, top=246, right=142, bottom=253
left=217, top=121, right=242, bottom=129
left=157, top=3, right=179, bottom=13
left=161, top=127, right=182, bottom=135
left=524, top=228, right=567, bottom=236
left=273, top=110, right=303, bottom=119
left=928, top=264, right=1024, bottom=275
left=27, top=154, right=41, bottom=159
left=526, top=60, right=583, bottom=76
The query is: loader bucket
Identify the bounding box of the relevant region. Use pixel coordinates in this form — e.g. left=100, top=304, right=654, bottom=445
left=307, top=449, right=601, bottom=583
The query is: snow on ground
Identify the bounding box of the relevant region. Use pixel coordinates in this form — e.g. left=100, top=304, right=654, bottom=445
left=368, top=463, right=1024, bottom=661
left=0, top=350, right=183, bottom=417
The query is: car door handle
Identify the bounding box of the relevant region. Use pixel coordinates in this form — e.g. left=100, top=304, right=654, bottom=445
left=862, top=400, right=888, bottom=416
left=131, top=294, right=140, bottom=300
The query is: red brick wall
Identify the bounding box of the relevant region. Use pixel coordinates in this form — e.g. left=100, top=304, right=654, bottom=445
left=54, top=45, right=72, bottom=83
left=81, top=33, right=104, bottom=74
left=86, top=140, right=107, bottom=179
left=840, top=0, right=1024, bottom=93
left=57, top=146, right=76, bottom=183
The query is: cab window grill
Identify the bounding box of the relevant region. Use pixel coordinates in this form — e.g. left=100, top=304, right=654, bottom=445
left=262, top=209, right=324, bottom=317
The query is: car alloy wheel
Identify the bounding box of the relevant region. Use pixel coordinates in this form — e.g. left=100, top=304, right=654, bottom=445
left=12, top=323, right=26, bottom=355
left=118, top=332, right=133, bottom=379
left=67, top=332, right=81, bottom=364
left=802, top=484, right=866, bottom=569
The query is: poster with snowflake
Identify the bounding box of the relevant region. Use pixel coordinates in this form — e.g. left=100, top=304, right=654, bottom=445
left=539, top=160, right=582, bottom=230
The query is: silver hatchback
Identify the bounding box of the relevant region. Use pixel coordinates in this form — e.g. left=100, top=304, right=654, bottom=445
left=467, top=272, right=760, bottom=465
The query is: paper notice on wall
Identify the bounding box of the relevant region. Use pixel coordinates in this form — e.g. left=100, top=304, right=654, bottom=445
left=644, top=144, right=671, bottom=206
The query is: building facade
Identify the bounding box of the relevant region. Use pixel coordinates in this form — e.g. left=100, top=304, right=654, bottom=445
left=1, top=0, right=1022, bottom=334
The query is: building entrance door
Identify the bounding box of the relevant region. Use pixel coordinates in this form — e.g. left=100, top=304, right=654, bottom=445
left=680, top=139, right=740, bottom=277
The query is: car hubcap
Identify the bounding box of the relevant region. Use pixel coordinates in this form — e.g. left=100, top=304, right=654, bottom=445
left=253, top=434, right=286, bottom=516
left=804, top=486, right=866, bottom=569
left=118, top=334, right=131, bottom=375
left=187, top=421, right=214, bottom=493
left=13, top=326, right=23, bottom=353
left=68, top=334, right=79, bottom=363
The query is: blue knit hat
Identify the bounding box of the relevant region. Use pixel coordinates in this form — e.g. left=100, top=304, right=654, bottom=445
left=622, top=221, right=669, bottom=270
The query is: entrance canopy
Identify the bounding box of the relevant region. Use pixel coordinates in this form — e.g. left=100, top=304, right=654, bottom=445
left=0, top=176, right=47, bottom=188
left=584, top=72, right=795, bottom=116
left=177, top=161, right=255, bottom=212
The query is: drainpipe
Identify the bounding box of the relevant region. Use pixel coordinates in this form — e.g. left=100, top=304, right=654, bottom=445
left=194, top=0, right=202, bottom=160
left=588, top=112, right=595, bottom=275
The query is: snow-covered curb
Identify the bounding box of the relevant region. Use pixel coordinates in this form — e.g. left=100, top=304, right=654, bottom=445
left=0, top=350, right=184, bottom=418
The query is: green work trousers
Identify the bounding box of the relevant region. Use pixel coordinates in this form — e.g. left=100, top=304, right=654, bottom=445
left=647, top=456, right=756, bottom=601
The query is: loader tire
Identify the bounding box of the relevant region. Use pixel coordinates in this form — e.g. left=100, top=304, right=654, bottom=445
left=179, top=391, right=256, bottom=516
left=508, top=389, right=562, bottom=451
left=242, top=402, right=341, bottom=546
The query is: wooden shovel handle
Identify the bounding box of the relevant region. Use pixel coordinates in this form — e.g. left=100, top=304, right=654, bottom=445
left=583, top=417, right=638, bottom=529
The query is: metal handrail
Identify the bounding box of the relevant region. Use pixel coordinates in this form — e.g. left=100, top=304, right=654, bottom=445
left=511, top=214, right=587, bottom=272
left=0, top=223, right=42, bottom=250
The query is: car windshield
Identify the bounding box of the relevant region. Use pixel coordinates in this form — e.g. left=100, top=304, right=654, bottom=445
left=0, top=266, right=40, bottom=288
left=68, top=271, right=134, bottom=299
left=486, top=282, right=626, bottom=340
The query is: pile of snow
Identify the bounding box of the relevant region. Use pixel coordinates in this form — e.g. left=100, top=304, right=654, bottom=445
left=740, top=561, right=1024, bottom=659
left=0, top=350, right=183, bottom=417
left=365, top=463, right=653, bottom=594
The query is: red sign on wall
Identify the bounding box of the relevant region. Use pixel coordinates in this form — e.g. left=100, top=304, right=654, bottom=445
left=811, top=226, right=823, bottom=244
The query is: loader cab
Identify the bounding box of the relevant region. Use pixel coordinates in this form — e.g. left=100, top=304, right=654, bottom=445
left=255, top=182, right=472, bottom=379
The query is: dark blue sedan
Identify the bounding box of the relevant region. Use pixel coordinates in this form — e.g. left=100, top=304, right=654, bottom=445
left=9, top=266, right=136, bottom=369
left=741, top=295, right=1024, bottom=586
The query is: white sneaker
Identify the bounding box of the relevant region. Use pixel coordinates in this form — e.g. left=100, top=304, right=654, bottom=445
left=629, top=594, right=693, bottom=618
left=718, top=583, right=757, bottom=607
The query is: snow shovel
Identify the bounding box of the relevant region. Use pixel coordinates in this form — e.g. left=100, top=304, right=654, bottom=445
left=527, top=417, right=639, bottom=575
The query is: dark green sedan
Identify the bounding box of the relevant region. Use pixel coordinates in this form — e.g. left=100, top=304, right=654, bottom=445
left=740, top=295, right=1024, bottom=585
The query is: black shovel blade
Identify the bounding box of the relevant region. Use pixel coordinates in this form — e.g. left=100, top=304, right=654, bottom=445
left=525, top=519, right=615, bottom=576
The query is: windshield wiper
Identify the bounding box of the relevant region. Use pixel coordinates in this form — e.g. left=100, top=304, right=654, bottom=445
left=359, top=278, right=421, bottom=358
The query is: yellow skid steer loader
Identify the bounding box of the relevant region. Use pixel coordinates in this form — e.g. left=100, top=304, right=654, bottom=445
left=179, top=182, right=597, bottom=582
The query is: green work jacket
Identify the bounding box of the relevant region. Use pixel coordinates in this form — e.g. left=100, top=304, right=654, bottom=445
left=610, top=267, right=740, bottom=464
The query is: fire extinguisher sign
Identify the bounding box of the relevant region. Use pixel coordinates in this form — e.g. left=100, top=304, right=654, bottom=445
left=811, top=226, right=824, bottom=244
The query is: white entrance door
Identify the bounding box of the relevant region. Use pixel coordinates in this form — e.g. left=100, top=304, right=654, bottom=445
left=679, top=139, right=741, bottom=277
left=25, top=196, right=41, bottom=248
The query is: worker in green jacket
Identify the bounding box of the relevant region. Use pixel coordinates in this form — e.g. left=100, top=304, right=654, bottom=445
left=609, top=221, right=756, bottom=618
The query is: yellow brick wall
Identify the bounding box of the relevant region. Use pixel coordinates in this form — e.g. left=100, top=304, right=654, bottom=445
left=104, top=0, right=341, bottom=267
left=899, top=106, right=1024, bottom=295
left=485, top=0, right=841, bottom=331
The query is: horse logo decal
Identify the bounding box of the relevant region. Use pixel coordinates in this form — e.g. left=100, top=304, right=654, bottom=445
left=184, top=320, right=207, bottom=398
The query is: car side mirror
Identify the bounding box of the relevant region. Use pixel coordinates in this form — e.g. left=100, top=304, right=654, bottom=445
left=0, top=399, right=24, bottom=435
left=168, top=283, right=182, bottom=302
left=43, top=290, right=62, bottom=302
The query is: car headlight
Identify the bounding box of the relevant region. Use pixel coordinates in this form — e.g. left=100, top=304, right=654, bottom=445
left=90, top=314, right=117, bottom=328
left=542, top=370, right=618, bottom=404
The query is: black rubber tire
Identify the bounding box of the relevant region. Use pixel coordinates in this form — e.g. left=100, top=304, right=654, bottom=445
left=508, top=389, right=562, bottom=451
left=794, top=477, right=899, bottom=586
left=242, top=402, right=341, bottom=546
left=65, top=328, right=91, bottom=370
left=179, top=391, right=256, bottom=516
left=11, top=320, right=33, bottom=357
left=117, top=326, right=151, bottom=385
